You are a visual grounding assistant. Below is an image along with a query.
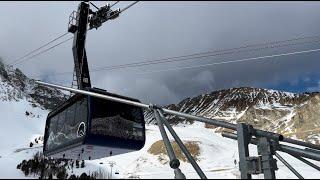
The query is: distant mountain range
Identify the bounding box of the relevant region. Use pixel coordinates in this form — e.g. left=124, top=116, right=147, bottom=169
left=145, top=86, right=320, bottom=144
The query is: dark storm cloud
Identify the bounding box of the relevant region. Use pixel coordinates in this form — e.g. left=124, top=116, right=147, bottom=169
left=1, top=1, right=320, bottom=105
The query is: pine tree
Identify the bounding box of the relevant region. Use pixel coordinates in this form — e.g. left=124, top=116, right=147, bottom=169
left=80, top=173, right=88, bottom=179
left=75, top=160, right=79, bottom=168
left=24, top=167, right=29, bottom=176
left=57, top=169, right=67, bottom=179
left=69, top=174, right=77, bottom=179
left=81, top=160, right=85, bottom=168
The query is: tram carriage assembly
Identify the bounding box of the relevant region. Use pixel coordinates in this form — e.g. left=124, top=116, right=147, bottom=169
left=43, top=1, right=146, bottom=160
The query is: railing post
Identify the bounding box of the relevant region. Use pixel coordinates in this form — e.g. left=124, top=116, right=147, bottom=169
left=237, top=123, right=252, bottom=179
left=257, top=137, right=278, bottom=179
left=153, top=108, right=186, bottom=179
left=156, top=109, right=207, bottom=179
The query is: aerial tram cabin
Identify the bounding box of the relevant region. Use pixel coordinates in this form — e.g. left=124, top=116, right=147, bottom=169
left=43, top=88, right=146, bottom=160
left=43, top=1, right=146, bottom=160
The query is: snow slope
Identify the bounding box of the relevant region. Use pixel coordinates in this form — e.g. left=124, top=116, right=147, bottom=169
left=1, top=111, right=320, bottom=179
left=74, top=123, right=320, bottom=179
left=0, top=146, right=43, bottom=179
left=0, top=76, right=48, bottom=178
left=0, top=76, right=47, bottom=156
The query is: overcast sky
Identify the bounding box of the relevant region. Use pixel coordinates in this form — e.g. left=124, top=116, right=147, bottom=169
left=1, top=1, right=320, bottom=105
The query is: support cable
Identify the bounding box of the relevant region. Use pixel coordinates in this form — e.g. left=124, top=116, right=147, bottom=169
left=119, top=1, right=139, bottom=14
left=110, top=1, right=120, bottom=8
left=29, top=39, right=320, bottom=79
left=9, top=32, right=70, bottom=65
left=136, top=47, right=320, bottom=75
left=91, top=36, right=320, bottom=72
left=90, top=2, right=100, bottom=10
left=105, top=1, right=138, bottom=21
left=13, top=37, right=73, bottom=66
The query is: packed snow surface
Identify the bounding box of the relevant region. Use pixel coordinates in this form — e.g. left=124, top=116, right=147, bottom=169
left=2, top=120, right=320, bottom=179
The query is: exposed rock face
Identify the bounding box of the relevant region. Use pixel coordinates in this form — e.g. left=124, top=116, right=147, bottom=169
left=145, top=87, right=320, bottom=144
left=0, top=58, right=67, bottom=110
left=289, top=94, right=320, bottom=144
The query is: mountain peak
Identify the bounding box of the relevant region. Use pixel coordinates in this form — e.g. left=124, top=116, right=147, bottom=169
left=0, top=60, right=68, bottom=109
left=146, top=86, right=320, bottom=144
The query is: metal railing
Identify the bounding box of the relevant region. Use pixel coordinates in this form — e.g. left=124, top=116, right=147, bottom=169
left=36, top=80, right=320, bottom=179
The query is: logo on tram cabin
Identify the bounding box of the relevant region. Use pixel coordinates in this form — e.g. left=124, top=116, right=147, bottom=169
left=77, top=122, right=86, bottom=137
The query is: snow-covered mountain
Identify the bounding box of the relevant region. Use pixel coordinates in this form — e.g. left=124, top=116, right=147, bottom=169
left=146, top=87, right=320, bottom=144
left=0, top=59, right=68, bottom=178
left=0, top=59, right=67, bottom=154
left=0, top=59, right=67, bottom=109
left=0, top=57, right=320, bottom=179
